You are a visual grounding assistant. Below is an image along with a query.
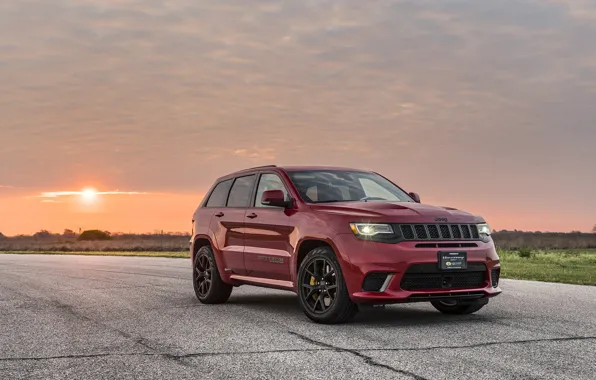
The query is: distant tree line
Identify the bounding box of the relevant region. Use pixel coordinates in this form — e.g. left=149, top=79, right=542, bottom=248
left=0, top=228, right=594, bottom=251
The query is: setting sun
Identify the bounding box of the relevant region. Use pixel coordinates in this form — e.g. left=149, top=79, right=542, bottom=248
left=81, top=187, right=98, bottom=203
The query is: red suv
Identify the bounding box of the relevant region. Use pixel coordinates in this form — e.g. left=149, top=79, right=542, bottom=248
left=190, top=165, right=502, bottom=324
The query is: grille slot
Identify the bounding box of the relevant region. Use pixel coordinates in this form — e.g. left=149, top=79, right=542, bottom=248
left=414, top=225, right=428, bottom=239
left=398, top=224, right=482, bottom=241
left=401, top=225, right=415, bottom=239
left=440, top=225, right=451, bottom=239
left=470, top=225, right=480, bottom=239
left=461, top=225, right=471, bottom=239
left=427, top=225, right=440, bottom=239
left=450, top=225, right=462, bottom=239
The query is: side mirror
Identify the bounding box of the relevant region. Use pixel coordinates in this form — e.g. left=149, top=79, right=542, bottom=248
left=409, top=192, right=421, bottom=203
left=261, top=190, right=290, bottom=208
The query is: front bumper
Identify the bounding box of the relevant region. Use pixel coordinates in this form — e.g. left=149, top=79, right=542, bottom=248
left=334, top=233, right=502, bottom=304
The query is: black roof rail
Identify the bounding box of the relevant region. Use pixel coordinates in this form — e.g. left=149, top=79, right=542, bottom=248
left=236, top=165, right=277, bottom=172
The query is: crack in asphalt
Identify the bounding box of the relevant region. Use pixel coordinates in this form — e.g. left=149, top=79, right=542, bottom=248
left=287, top=331, right=430, bottom=380
left=361, top=335, right=596, bottom=352
left=0, top=284, right=191, bottom=367
left=2, top=335, right=595, bottom=364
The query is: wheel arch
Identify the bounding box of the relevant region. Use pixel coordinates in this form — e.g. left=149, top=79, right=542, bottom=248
left=191, top=234, right=214, bottom=263
left=293, top=237, right=352, bottom=288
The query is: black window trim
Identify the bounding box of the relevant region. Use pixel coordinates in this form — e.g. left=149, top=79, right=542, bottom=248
left=250, top=171, right=291, bottom=209
left=225, top=173, right=258, bottom=209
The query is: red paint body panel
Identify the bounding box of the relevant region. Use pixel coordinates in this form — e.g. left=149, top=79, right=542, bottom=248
left=208, top=207, right=247, bottom=276
left=243, top=207, right=293, bottom=281
left=191, top=165, right=502, bottom=303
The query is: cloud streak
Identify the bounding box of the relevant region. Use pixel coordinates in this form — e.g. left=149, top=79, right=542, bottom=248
left=34, top=190, right=149, bottom=199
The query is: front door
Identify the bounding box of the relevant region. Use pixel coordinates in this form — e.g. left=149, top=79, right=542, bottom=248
left=243, top=172, right=294, bottom=281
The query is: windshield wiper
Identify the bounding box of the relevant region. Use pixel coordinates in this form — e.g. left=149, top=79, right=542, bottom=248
left=311, top=200, right=345, bottom=203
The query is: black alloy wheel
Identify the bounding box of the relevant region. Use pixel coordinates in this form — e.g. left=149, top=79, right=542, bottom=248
left=301, top=257, right=338, bottom=314
left=193, top=245, right=233, bottom=304
left=194, top=253, right=212, bottom=297
left=297, top=246, right=358, bottom=324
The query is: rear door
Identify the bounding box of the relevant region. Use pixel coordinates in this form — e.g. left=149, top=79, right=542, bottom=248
left=243, top=172, right=293, bottom=281
left=209, top=174, right=257, bottom=275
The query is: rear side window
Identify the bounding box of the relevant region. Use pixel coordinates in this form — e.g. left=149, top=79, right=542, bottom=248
left=227, top=175, right=256, bottom=208
left=205, top=179, right=232, bottom=207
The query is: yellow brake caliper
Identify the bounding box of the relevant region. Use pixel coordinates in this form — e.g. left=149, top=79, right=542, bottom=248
left=310, top=275, right=319, bottom=300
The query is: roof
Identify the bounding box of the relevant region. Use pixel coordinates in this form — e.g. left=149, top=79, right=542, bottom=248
left=217, top=165, right=372, bottom=181
left=277, top=165, right=371, bottom=173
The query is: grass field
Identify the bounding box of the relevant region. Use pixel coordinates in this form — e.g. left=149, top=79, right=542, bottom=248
left=497, top=249, right=596, bottom=286
left=2, top=248, right=595, bottom=286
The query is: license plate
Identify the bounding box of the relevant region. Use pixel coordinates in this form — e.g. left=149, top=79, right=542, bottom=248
left=438, top=251, right=467, bottom=270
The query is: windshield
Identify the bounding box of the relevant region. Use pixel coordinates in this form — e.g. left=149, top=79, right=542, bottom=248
left=286, top=170, right=414, bottom=204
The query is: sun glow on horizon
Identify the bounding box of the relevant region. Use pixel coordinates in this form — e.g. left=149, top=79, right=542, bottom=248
left=81, top=187, right=99, bottom=204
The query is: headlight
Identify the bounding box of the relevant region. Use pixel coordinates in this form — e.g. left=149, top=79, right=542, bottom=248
left=350, top=223, right=394, bottom=236
left=477, top=223, right=491, bottom=235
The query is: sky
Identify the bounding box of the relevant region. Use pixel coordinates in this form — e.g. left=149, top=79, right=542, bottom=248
left=1, top=0, right=595, bottom=235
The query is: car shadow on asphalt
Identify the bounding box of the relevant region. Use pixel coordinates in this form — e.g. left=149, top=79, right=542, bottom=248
left=224, top=293, right=499, bottom=327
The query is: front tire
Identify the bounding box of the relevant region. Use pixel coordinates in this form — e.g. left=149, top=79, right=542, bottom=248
left=431, top=299, right=487, bottom=315
left=193, top=245, right=233, bottom=304
left=297, top=246, right=358, bottom=324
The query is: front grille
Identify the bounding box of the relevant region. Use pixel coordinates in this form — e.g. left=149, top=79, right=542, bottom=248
left=398, top=224, right=481, bottom=241
left=401, top=263, right=487, bottom=291
left=491, top=268, right=500, bottom=288
left=362, top=272, right=390, bottom=292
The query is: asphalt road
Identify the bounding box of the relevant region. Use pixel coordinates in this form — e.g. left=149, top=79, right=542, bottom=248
left=1, top=255, right=595, bottom=380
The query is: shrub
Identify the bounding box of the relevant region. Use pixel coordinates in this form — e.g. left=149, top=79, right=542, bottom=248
left=63, top=229, right=77, bottom=238
left=517, top=247, right=534, bottom=258
left=33, top=230, right=53, bottom=239
left=78, top=230, right=112, bottom=241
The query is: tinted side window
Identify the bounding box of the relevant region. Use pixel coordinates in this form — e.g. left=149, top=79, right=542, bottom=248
left=227, top=175, right=256, bottom=208
left=254, top=173, right=288, bottom=207
left=205, top=179, right=232, bottom=207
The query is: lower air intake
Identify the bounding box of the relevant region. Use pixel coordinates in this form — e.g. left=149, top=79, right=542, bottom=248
left=491, top=268, right=500, bottom=288
left=362, top=272, right=391, bottom=292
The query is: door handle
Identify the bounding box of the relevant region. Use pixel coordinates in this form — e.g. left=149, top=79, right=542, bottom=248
left=215, top=212, right=224, bottom=217
left=246, top=213, right=258, bottom=219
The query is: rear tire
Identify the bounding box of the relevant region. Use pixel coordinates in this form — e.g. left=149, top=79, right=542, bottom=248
left=431, top=299, right=487, bottom=315
left=193, top=245, right=233, bottom=304
left=297, top=246, right=358, bottom=324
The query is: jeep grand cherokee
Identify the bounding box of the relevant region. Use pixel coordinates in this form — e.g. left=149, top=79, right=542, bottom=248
left=190, top=165, right=501, bottom=324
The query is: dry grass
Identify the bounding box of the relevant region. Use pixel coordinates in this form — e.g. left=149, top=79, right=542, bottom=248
left=0, top=251, right=189, bottom=258
left=0, top=235, right=189, bottom=252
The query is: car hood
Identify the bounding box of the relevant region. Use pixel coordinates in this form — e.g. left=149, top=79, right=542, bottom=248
left=309, top=201, right=483, bottom=223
